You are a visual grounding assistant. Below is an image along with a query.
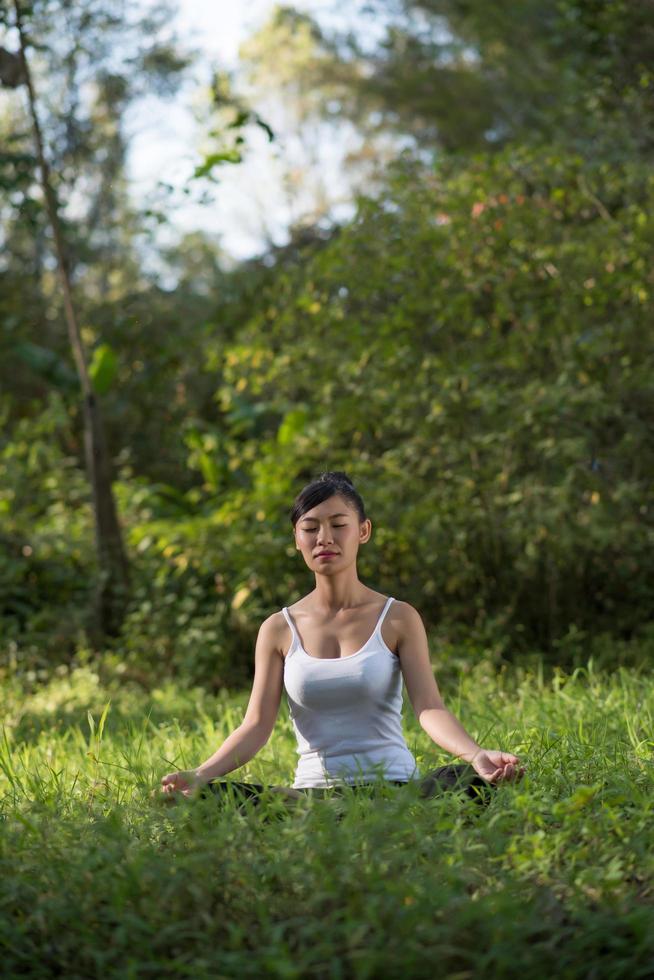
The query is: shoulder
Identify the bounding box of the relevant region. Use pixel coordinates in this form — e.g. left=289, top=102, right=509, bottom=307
left=382, top=599, right=426, bottom=654
left=387, top=599, right=425, bottom=630
left=257, top=611, right=292, bottom=655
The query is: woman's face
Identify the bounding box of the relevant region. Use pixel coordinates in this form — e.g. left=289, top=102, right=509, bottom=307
left=294, top=494, right=371, bottom=574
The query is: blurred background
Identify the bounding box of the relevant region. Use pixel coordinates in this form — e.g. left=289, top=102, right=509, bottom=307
left=1, top=0, right=653, bottom=688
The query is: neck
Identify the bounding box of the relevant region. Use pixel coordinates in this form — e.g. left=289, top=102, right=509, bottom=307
left=312, top=568, right=367, bottom=611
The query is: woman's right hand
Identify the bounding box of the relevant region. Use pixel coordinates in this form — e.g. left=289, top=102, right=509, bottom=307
left=160, top=769, right=203, bottom=798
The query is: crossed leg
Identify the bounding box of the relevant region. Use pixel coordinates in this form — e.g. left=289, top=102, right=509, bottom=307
left=202, top=764, right=493, bottom=809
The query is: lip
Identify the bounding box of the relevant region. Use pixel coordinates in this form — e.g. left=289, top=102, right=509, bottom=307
left=315, top=552, right=338, bottom=559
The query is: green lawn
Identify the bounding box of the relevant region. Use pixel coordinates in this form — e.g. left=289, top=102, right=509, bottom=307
left=1, top=659, right=653, bottom=978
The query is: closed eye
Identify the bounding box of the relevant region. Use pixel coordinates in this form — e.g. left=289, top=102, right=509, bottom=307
left=302, top=524, right=348, bottom=530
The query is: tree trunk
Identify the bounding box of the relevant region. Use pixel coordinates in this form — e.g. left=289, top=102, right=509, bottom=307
left=13, top=1, right=129, bottom=636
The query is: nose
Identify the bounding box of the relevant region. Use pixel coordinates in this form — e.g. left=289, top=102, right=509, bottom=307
left=316, top=524, right=334, bottom=546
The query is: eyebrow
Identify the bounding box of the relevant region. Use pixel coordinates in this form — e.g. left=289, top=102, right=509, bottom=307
left=300, top=513, right=350, bottom=522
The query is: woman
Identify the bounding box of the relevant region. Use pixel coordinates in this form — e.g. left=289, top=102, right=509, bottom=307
left=161, top=472, right=522, bottom=804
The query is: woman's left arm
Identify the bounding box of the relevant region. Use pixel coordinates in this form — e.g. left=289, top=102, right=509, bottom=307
left=391, top=602, right=522, bottom=783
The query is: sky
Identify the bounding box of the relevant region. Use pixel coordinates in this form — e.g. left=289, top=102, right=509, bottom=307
left=126, top=0, right=282, bottom=260
left=126, top=0, right=363, bottom=262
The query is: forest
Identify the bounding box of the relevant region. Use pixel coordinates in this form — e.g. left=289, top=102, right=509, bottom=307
left=1, top=1, right=653, bottom=976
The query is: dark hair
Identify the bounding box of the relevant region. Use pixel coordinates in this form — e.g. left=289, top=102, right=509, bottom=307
left=290, top=471, right=367, bottom=526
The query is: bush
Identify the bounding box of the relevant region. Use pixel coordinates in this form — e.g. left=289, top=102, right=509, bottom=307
left=181, top=144, right=654, bottom=668
left=3, top=145, right=653, bottom=685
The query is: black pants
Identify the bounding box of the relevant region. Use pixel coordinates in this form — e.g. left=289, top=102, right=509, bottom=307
left=202, top=764, right=492, bottom=809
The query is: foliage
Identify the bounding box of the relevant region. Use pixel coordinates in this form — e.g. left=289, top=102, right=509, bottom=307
left=124, top=144, right=652, bottom=675
left=0, top=0, right=191, bottom=286
left=192, top=71, right=275, bottom=181
left=2, top=138, right=653, bottom=682
left=256, top=0, right=654, bottom=155
left=1, top=1, right=654, bottom=682
left=0, top=394, right=94, bottom=664
left=0, top=661, right=652, bottom=976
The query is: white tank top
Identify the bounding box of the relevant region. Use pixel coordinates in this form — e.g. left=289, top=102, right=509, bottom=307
left=281, top=597, right=420, bottom=788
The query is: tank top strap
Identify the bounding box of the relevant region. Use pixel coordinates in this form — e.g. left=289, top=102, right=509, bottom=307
left=374, top=596, right=394, bottom=636
left=281, top=607, right=300, bottom=655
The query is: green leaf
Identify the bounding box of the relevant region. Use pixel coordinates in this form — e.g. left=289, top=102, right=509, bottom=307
left=97, top=700, right=111, bottom=742
left=277, top=409, right=308, bottom=445
left=89, top=343, right=118, bottom=395
left=192, top=150, right=242, bottom=180
left=254, top=114, right=275, bottom=143
left=198, top=451, right=220, bottom=488
left=13, top=341, right=78, bottom=391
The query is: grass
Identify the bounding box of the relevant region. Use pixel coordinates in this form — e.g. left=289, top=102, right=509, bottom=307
left=1, top=656, right=653, bottom=978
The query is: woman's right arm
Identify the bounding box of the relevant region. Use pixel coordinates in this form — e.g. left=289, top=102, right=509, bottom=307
left=160, top=612, right=287, bottom=796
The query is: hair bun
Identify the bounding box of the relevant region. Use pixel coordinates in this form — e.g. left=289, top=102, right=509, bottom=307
left=320, top=470, right=354, bottom=488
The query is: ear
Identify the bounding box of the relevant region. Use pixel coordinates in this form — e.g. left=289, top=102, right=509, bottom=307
left=359, top=519, right=372, bottom=544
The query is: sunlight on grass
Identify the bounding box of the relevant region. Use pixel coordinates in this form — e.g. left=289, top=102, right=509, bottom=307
left=1, top=661, right=653, bottom=977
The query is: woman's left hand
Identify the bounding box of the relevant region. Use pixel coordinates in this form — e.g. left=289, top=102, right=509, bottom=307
left=470, top=749, right=524, bottom=783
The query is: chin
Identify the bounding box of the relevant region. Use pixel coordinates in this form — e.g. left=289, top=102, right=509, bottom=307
left=313, top=559, right=348, bottom=574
